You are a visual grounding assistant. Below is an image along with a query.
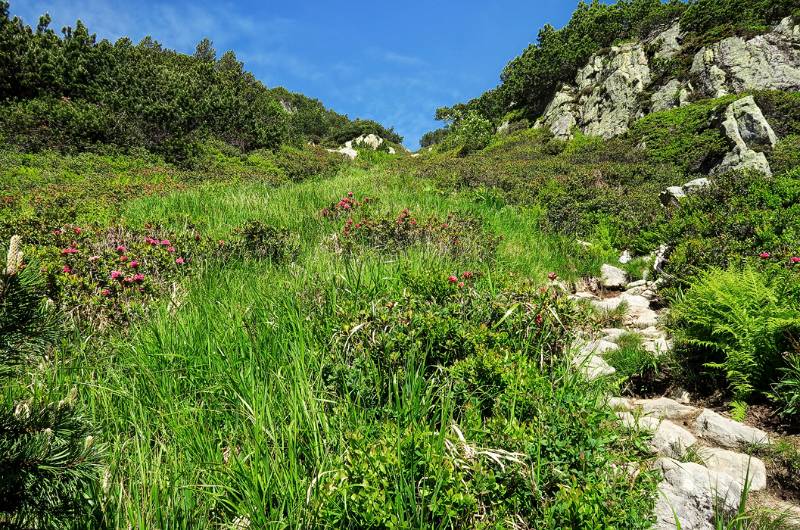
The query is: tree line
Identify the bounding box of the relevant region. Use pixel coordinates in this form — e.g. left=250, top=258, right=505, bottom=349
left=0, top=2, right=401, bottom=162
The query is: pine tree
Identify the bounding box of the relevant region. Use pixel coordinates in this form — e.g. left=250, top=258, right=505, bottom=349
left=0, top=236, right=103, bottom=529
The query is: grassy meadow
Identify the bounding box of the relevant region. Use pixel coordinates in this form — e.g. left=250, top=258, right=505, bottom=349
left=6, top=153, right=660, bottom=528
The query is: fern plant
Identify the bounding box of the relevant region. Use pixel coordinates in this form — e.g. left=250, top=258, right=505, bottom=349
left=670, top=266, right=800, bottom=402
left=0, top=236, right=103, bottom=529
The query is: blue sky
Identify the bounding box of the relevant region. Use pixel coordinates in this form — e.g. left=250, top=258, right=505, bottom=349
left=11, top=1, right=580, bottom=148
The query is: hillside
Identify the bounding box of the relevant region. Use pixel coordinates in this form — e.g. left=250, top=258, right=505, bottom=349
left=2, top=1, right=800, bottom=529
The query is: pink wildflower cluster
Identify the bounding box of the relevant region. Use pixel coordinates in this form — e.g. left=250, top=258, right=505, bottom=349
left=396, top=209, right=417, bottom=226
left=760, top=252, right=800, bottom=265
left=320, top=192, right=372, bottom=218
left=447, top=271, right=477, bottom=289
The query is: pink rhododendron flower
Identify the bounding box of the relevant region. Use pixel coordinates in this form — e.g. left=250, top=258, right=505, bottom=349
left=129, top=260, right=140, bottom=268
left=116, top=245, right=127, bottom=253
left=73, top=227, right=82, bottom=235
left=448, top=275, right=458, bottom=284
left=119, top=255, right=129, bottom=262
left=101, top=289, right=111, bottom=297
left=463, top=271, right=474, bottom=279
left=133, top=273, right=145, bottom=283
left=161, top=240, right=170, bottom=246
left=791, top=257, right=800, bottom=264
left=52, top=229, right=63, bottom=236
left=89, top=255, right=100, bottom=262
left=111, top=270, right=123, bottom=280
left=167, top=246, right=175, bottom=253
left=175, top=257, right=185, bottom=265
left=548, top=272, right=558, bottom=281
left=62, top=265, right=72, bottom=274
left=61, top=247, right=78, bottom=255
left=760, top=252, right=771, bottom=259
left=458, top=282, right=465, bottom=288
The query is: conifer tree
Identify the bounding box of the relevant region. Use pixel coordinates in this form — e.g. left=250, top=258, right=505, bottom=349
left=0, top=236, right=102, bottom=529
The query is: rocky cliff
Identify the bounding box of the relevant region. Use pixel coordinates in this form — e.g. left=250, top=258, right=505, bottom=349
left=534, top=17, right=800, bottom=176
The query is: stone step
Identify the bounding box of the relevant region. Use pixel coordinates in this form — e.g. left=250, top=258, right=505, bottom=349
left=694, top=409, right=771, bottom=448
left=654, top=457, right=743, bottom=530
left=700, top=446, right=767, bottom=492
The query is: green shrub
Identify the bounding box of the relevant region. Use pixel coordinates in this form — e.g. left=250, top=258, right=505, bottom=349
left=451, top=111, right=494, bottom=155
left=630, top=96, right=737, bottom=173
left=0, top=98, right=121, bottom=153
left=272, top=145, right=345, bottom=182
left=0, top=8, right=396, bottom=161
left=769, top=135, right=800, bottom=175
left=658, top=170, right=800, bottom=288
left=754, top=90, right=800, bottom=138
left=681, top=0, right=797, bottom=41
left=669, top=266, right=800, bottom=401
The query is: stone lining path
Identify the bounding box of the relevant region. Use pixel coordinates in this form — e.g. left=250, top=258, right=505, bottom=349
left=570, top=265, right=800, bottom=529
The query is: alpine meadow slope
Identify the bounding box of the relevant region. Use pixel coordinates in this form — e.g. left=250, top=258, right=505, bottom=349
left=2, top=0, right=800, bottom=529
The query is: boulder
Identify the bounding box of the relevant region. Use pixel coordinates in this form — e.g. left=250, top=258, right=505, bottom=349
left=352, top=134, right=384, bottom=150
left=694, top=409, right=770, bottom=448
left=683, top=177, right=711, bottom=192
left=660, top=186, right=686, bottom=207
left=691, top=17, right=800, bottom=98
left=642, top=336, right=672, bottom=355
left=600, top=264, right=628, bottom=289
left=580, top=42, right=652, bottom=138
left=653, top=244, right=669, bottom=274
left=601, top=328, right=627, bottom=343
left=572, top=339, right=618, bottom=380
left=328, top=146, right=358, bottom=160
left=660, top=178, right=711, bottom=207
left=618, top=413, right=697, bottom=458
left=711, top=96, right=777, bottom=176
left=654, top=457, right=743, bottom=530
left=700, top=447, right=767, bottom=491
left=630, top=397, right=699, bottom=421
left=651, top=79, right=684, bottom=112
left=626, top=305, right=660, bottom=329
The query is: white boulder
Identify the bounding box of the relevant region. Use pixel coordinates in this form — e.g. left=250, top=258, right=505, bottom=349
left=600, top=264, right=629, bottom=289
left=694, top=409, right=770, bottom=448
left=654, top=457, right=743, bottom=530
left=700, top=447, right=767, bottom=491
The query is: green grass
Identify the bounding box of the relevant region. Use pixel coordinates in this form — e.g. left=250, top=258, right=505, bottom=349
left=19, top=160, right=660, bottom=528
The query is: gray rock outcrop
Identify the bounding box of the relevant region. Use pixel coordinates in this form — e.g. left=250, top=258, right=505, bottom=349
left=711, top=96, right=778, bottom=176
left=536, top=41, right=652, bottom=139
left=534, top=17, right=799, bottom=148
left=691, top=17, right=800, bottom=98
